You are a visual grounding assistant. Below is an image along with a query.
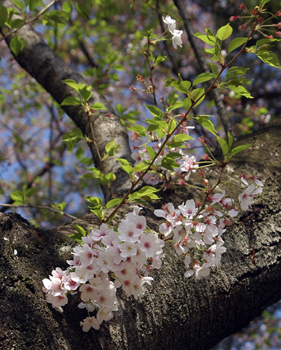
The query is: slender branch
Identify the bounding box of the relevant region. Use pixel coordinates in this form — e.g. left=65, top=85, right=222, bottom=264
left=145, top=42, right=158, bottom=107
left=0, top=0, right=58, bottom=41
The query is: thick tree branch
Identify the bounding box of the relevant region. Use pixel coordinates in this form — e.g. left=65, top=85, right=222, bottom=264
left=1, top=0, right=133, bottom=202
left=174, top=0, right=233, bottom=136
left=0, top=122, right=281, bottom=349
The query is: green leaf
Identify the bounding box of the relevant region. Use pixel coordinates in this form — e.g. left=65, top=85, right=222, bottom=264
left=10, top=190, right=24, bottom=203
left=256, top=51, right=281, bottom=69
left=106, top=198, right=123, bottom=209
left=117, top=158, right=133, bottom=175
left=79, top=86, right=92, bottom=102
left=167, top=91, right=178, bottom=105
left=48, top=10, right=69, bottom=24
left=68, top=225, right=87, bottom=243
left=227, top=37, right=248, bottom=54
left=91, top=102, right=107, bottom=110
left=195, top=117, right=218, bottom=135
left=10, top=18, right=25, bottom=28
left=62, top=129, right=83, bottom=152
left=216, top=136, right=229, bottom=156
left=260, top=0, right=271, bottom=8
left=228, top=131, right=233, bottom=149
left=184, top=97, right=192, bottom=110
left=62, top=1, right=72, bottom=14
left=169, top=134, right=193, bottom=148
left=210, top=63, right=219, bottom=75
left=0, top=5, right=8, bottom=26
left=29, top=0, right=42, bottom=11
left=61, top=96, right=82, bottom=106
left=73, top=225, right=86, bottom=237
left=51, top=202, right=66, bottom=212
left=68, top=233, right=83, bottom=244
left=192, top=88, right=205, bottom=107
left=105, top=140, right=116, bottom=157
left=167, top=118, right=176, bottom=133
left=193, top=72, right=216, bottom=86
left=9, top=35, right=25, bottom=56
left=145, top=144, right=156, bottom=159
left=129, top=186, right=160, bottom=202
left=105, top=173, right=116, bottom=185
left=228, top=143, right=252, bottom=159
left=256, top=38, right=279, bottom=46
left=167, top=101, right=184, bottom=111
left=170, top=80, right=192, bottom=94
left=194, top=32, right=216, bottom=46
left=161, top=153, right=180, bottom=170
left=128, top=125, right=147, bottom=137
left=225, top=66, right=249, bottom=80
left=155, top=54, right=167, bottom=65
left=26, top=188, right=37, bottom=198
left=11, top=0, right=25, bottom=10
left=216, top=24, right=233, bottom=41
left=63, top=79, right=81, bottom=93
left=228, top=85, right=253, bottom=98
left=145, top=104, right=163, bottom=118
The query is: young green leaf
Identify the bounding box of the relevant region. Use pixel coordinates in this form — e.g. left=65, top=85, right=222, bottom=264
left=106, top=198, right=123, bottom=209
left=192, top=88, right=205, bottom=107
left=61, top=96, right=82, bottom=106
left=195, top=116, right=218, bottom=135
left=10, top=35, right=25, bottom=56
left=11, top=0, right=25, bottom=11
left=216, top=24, right=233, bottom=41
left=105, top=140, right=116, bottom=157
left=216, top=136, right=229, bottom=156
left=169, top=134, right=193, bottom=148
left=145, top=104, right=163, bottom=118
left=193, top=72, right=216, bottom=86
left=194, top=32, right=216, bottom=46
left=228, top=85, right=253, bottom=98
left=227, top=37, right=248, bottom=54
left=91, top=102, right=107, bottom=110
left=0, top=5, right=8, bottom=26
left=256, top=51, right=281, bottom=69
left=145, top=145, right=156, bottom=160
left=10, top=190, right=24, bottom=204
left=227, top=131, right=233, bottom=149
left=228, top=143, right=252, bottom=159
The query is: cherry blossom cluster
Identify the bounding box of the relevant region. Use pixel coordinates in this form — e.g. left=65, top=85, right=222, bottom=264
left=154, top=174, right=263, bottom=279
left=43, top=206, right=165, bottom=332
left=163, top=15, right=183, bottom=49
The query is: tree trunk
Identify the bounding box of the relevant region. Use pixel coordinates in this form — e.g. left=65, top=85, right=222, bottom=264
left=1, top=121, right=281, bottom=350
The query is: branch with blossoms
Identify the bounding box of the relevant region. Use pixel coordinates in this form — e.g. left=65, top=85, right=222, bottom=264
left=41, top=1, right=281, bottom=333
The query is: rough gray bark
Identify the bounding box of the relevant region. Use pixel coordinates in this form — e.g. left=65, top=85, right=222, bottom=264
left=174, top=0, right=233, bottom=136
left=1, top=0, right=133, bottom=201
left=0, top=121, right=281, bottom=350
